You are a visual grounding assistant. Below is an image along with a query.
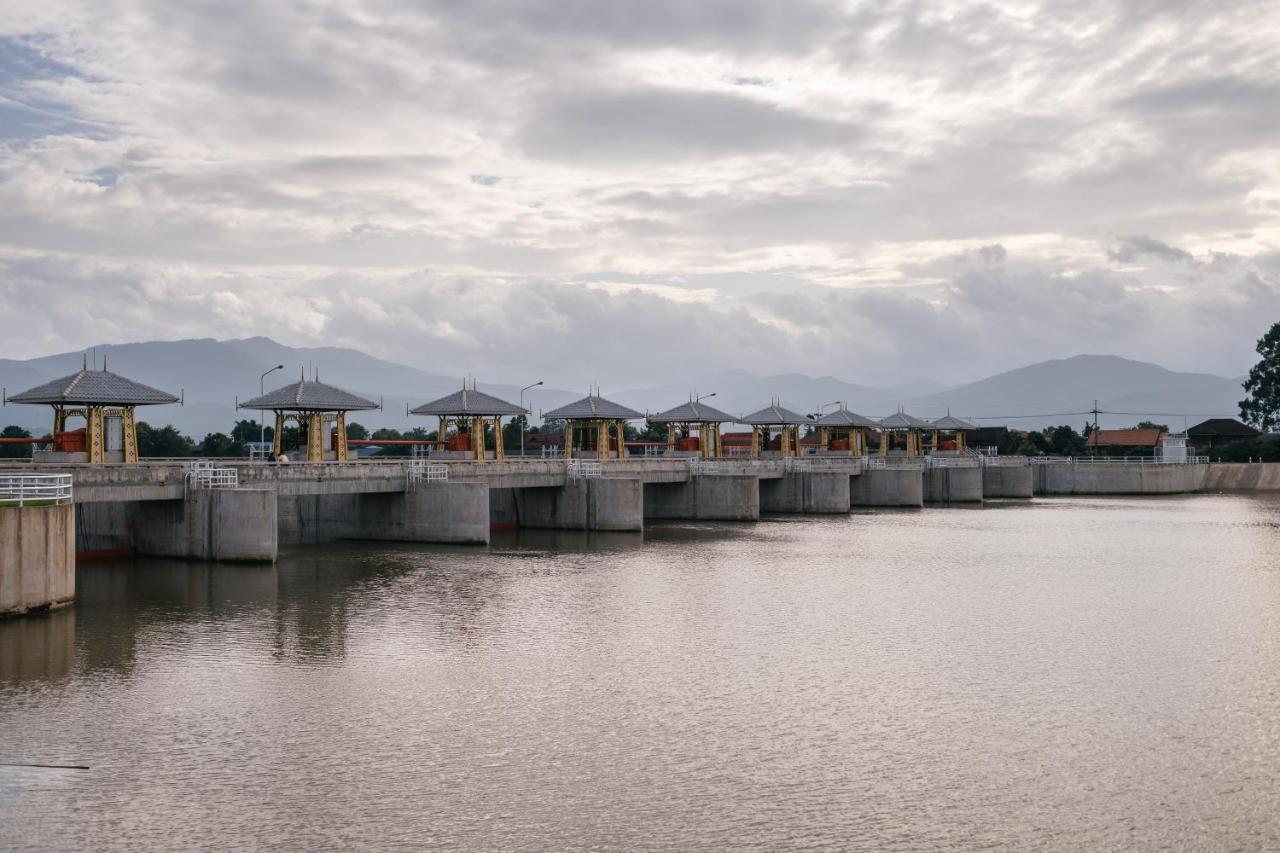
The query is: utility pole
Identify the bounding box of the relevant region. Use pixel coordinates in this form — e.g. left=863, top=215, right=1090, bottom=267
left=520, top=381, right=543, bottom=458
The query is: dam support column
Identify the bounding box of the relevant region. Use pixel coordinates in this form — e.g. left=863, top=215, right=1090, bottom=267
left=924, top=465, right=984, bottom=504
left=759, top=472, right=850, bottom=513
left=278, top=483, right=490, bottom=545
left=132, top=489, right=278, bottom=562
left=0, top=503, right=76, bottom=617
left=643, top=475, right=760, bottom=521
left=982, top=461, right=1033, bottom=498
left=516, top=478, right=644, bottom=531
left=850, top=468, right=924, bottom=508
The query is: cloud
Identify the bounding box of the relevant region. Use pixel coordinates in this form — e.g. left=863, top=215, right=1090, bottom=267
left=0, top=1, right=1277, bottom=385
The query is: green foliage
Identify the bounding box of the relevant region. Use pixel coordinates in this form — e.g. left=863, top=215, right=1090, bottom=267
left=0, top=424, right=32, bottom=459
left=1134, top=421, right=1169, bottom=432
left=197, top=432, right=243, bottom=457
left=502, top=415, right=527, bottom=450
left=136, top=422, right=193, bottom=457
left=1206, top=436, right=1280, bottom=462
left=230, top=419, right=266, bottom=444
left=345, top=421, right=369, bottom=440
left=1241, top=321, right=1280, bottom=431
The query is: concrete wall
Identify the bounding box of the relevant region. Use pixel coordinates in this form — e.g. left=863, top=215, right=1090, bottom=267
left=643, top=475, right=760, bottom=521
left=924, top=466, right=984, bottom=504
left=516, top=478, right=644, bottom=531
left=1032, top=463, right=1208, bottom=495
left=982, top=464, right=1034, bottom=498
left=849, top=468, right=924, bottom=507
left=279, top=484, right=489, bottom=545
left=759, top=472, right=850, bottom=513
left=132, top=489, right=278, bottom=562
left=1200, top=463, right=1280, bottom=492
left=1, top=503, right=75, bottom=617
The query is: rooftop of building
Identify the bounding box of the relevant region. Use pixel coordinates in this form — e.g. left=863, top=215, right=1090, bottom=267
left=8, top=367, right=179, bottom=407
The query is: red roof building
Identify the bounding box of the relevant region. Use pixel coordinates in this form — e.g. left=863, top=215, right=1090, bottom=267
left=1085, top=428, right=1165, bottom=449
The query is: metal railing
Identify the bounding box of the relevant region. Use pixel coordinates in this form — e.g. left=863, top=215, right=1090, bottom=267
left=186, top=460, right=239, bottom=489
left=1031, top=455, right=1210, bottom=465
left=541, top=445, right=563, bottom=459
left=925, top=456, right=981, bottom=469
left=0, top=472, right=74, bottom=506
left=567, top=459, right=603, bottom=479
left=407, top=460, right=448, bottom=486
left=688, top=459, right=721, bottom=476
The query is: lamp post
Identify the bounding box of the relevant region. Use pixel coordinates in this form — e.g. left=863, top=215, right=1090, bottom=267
left=520, top=381, right=543, bottom=458
left=259, top=365, right=284, bottom=447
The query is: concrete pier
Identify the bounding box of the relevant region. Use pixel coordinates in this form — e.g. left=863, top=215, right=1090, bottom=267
left=517, top=478, right=644, bottom=531
left=644, top=475, right=760, bottom=521
left=849, top=467, right=923, bottom=507
left=760, top=472, right=851, bottom=513
left=132, top=488, right=278, bottom=562
left=982, top=462, right=1034, bottom=498
left=924, top=466, right=983, bottom=504
left=1, top=503, right=76, bottom=617
left=348, top=483, right=489, bottom=545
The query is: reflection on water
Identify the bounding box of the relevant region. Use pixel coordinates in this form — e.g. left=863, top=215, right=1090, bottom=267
left=3, top=495, right=1280, bottom=851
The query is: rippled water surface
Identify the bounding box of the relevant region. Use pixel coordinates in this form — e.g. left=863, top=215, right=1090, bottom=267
left=3, top=495, right=1280, bottom=851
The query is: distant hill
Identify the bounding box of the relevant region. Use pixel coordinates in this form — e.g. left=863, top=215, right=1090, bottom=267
left=0, top=341, right=1249, bottom=436
left=0, top=337, right=583, bottom=436
left=908, top=355, right=1245, bottom=429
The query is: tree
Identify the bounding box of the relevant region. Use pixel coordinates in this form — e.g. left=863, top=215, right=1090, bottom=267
left=0, top=425, right=31, bottom=459
left=1135, top=421, right=1169, bottom=432
left=198, top=432, right=236, bottom=457
left=346, top=421, right=369, bottom=440
left=502, top=415, right=527, bottom=450
left=231, top=419, right=265, bottom=444
left=136, top=422, right=193, bottom=457
left=1241, top=321, right=1280, bottom=431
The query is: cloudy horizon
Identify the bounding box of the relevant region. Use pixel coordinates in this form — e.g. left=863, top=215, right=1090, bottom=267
left=2, top=1, right=1278, bottom=386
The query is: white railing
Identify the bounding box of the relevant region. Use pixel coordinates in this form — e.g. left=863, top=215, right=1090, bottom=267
left=725, top=446, right=750, bottom=457
left=1031, top=455, right=1210, bottom=465
left=407, top=460, right=448, bottom=486
left=186, top=460, right=239, bottom=489
left=688, top=459, right=721, bottom=476
left=980, top=455, right=1029, bottom=467
left=643, top=445, right=664, bottom=457
left=866, top=457, right=925, bottom=470
left=541, top=445, right=563, bottom=459
left=0, top=472, right=74, bottom=506
left=926, top=456, right=980, bottom=469
left=247, top=443, right=274, bottom=461
left=567, top=459, right=602, bottom=479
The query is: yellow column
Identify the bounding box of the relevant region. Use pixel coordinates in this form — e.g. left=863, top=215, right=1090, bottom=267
left=751, top=427, right=761, bottom=459
left=53, top=407, right=66, bottom=437
left=335, top=411, right=348, bottom=461
left=495, top=417, right=504, bottom=460
left=305, top=412, right=322, bottom=460
left=958, top=431, right=966, bottom=453
left=667, top=424, right=676, bottom=455
left=880, top=431, right=889, bottom=458
left=272, top=412, right=283, bottom=456
left=564, top=420, right=573, bottom=459
left=123, top=407, right=138, bottom=463
left=712, top=423, right=721, bottom=459
left=819, top=427, right=829, bottom=453
left=87, top=405, right=104, bottom=463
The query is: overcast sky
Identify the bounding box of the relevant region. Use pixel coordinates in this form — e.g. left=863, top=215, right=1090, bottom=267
left=2, top=0, right=1278, bottom=386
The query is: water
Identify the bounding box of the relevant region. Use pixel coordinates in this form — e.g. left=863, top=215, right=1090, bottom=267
left=3, top=495, right=1280, bottom=851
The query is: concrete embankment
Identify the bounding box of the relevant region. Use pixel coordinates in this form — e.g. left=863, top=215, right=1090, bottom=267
left=982, top=463, right=1033, bottom=498
left=850, top=468, right=923, bottom=508
left=1033, top=463, right=1208, bottom=495
left=924, top=466, right=983, bottom=504
left=1, top=503, right=76, bottom=617
left=1201, top=463, right=1280, bottom=492
left=760, top=472, right=851, bottom=513
left=644, top=475, right=760, bottom=521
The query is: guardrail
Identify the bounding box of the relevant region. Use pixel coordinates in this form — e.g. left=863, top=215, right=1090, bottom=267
left=407, top=461, right=448, bottom=486
left=688, top=459, right=721, bottom=476
left=925, top=456, right=981, bottom=469
left=0, top=472, right=74, bottom=506
left=567, top=459, right=603, bottom=479
left=186, top=460, right=240, bottom=489
left=1031, top=456, right=1210, bottom=465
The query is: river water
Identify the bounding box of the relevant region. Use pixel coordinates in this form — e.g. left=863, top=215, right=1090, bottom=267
left=2, top=495, right=1279, bottom=851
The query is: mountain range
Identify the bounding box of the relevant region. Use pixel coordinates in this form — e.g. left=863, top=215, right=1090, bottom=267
left=0, top=338, right=1249, bottom=436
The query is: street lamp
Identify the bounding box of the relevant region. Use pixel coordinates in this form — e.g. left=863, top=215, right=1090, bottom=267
left=520, top=381, right=543, bottom=458
left=259, top=364, right=284, bottom=447
left=695, top=391, right=716, bottom=402
left=816, top=400, right=842, bottom=418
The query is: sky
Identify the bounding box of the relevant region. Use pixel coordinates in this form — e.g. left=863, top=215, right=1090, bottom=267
left=1, top=0, right=1278, bottom=387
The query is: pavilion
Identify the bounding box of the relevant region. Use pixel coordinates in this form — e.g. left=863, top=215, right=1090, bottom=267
left=543, top=393, right=643, bottom=460
left=649, top=397, right=737, bottom=459
left=410, top=383, right=526, bottom=460
left=815, top=406, right=880, bottom=456
left=740, top=402, right=812, bottom=458
left=928, top=412, right=979, bottom=453
left=239, top=372, right=378, bottom=462
left=878, top=409, right=930, bottom=457
left=7, top=362, right=179, bottom=463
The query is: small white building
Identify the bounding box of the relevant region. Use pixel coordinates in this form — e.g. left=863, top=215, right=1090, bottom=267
left=1159, top=432, right=1189, bottom=463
